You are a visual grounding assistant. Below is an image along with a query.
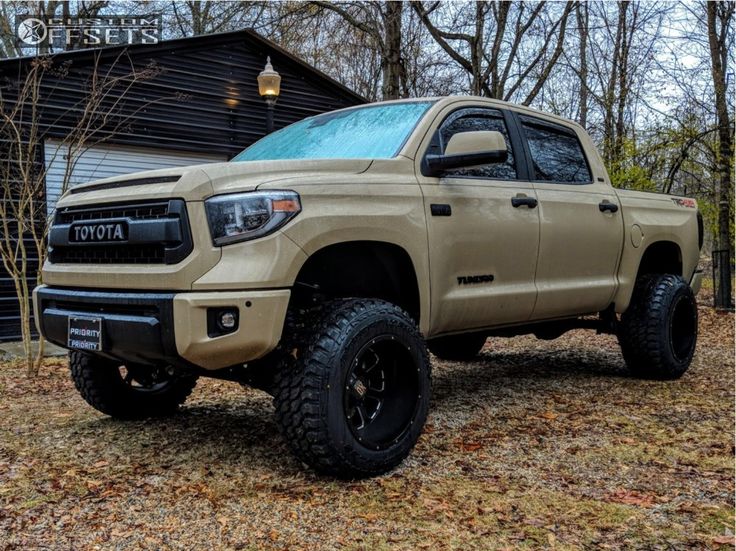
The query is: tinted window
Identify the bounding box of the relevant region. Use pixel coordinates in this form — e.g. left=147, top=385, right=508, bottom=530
left=520, top=116, right=591, bottom=183
left=428, top=108, right=517, bottom=180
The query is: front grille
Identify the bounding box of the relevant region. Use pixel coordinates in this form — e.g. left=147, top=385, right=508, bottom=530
left=52, top=244, right=165, bottom=264
left=56, top=201, right=169, bottom=224
left=49, top=199, right=193, bottom=265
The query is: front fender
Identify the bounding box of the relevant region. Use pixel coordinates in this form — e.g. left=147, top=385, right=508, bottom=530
left=279, top=183, right=431, bottom=334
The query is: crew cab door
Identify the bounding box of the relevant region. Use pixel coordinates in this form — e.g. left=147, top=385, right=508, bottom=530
left=516, top=114, right=624, bottom=319
left=418, top=106, right=540, bottom=335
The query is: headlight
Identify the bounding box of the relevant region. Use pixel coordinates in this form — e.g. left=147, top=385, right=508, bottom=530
left=205, top=190, right=301, bottom=245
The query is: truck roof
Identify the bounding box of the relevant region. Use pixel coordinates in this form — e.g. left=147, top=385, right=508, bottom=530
left=320, top=96, right=586, bottom=134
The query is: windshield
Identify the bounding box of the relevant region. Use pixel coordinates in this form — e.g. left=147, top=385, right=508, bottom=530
left=232, top=101, right=434, bottom=162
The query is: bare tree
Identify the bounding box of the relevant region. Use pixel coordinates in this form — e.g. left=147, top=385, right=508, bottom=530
left=0, top=1, right=23, bottom=58
left=411, top=0, right=491, bottom=96
left=411, top=1, right=574, bottom=103
left=706, top=0, right=734, bottom=309
left=168, top=1, right=269, bottom=36
left=0, top=51, right=174, bottom=374
left=0, top=57, right=47, bottom=372
left=242, top=1, right=451, bottom=101
left=576, top=1, right=589, bottom=129
left=400, top=6, right=459, bottom=97
left=263, top=2, right=384, bottom=100
left=579, top=1, right=671, bottom=183
left=306, top=1, right=408, bottom=100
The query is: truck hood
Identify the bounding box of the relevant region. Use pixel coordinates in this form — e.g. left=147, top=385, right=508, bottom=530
left=203, top=158, right=374, bottom=194
left=58, top=159, right=374, bottom=207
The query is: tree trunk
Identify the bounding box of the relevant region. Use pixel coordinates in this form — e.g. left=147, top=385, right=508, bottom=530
left=613, top=1, right=630, bottom=166
left=381, top=1, right=404, bottom=100
left=488, top=1, right=510, bottom=99
left=707, top=1, right=734, bottom=309
left=576, top=2, right=589, bottom=128
left=470, top=4, right=484, bottom=96
left=602, top=3, right=625, bottom=166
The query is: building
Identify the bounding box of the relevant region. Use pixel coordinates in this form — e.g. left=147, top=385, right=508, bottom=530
left=0, top=30, right=365, bottom=342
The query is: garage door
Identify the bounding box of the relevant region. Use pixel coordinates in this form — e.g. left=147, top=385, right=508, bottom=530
left=44, top=140, right=228, bottom=215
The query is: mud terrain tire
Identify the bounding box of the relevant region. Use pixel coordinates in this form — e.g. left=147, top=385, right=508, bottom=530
left=618, top=274, right=698, bottom=380
left=273, top=299, right=431, bottom=478
left=69, top=351, right=198, bottom=419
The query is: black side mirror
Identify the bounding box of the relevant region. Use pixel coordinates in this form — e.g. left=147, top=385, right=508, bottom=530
left=422, top=149, right=508, bottom=177
left=421, top=130, right=508, bottom=177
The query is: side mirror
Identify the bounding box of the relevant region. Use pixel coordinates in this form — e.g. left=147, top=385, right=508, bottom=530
left=422, top=130, right=508, bottom=177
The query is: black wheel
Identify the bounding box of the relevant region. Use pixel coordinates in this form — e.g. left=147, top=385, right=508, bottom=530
left=69, top=351, right=198, bottom=419
left=427, top=332, right=487, bottom=361
left=273, top=299, right=431, bottom=478
left=618, top=273, right=698, bottom=380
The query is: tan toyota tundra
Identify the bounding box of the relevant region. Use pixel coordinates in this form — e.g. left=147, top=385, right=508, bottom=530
left=34, top=97, right=703, bottom=478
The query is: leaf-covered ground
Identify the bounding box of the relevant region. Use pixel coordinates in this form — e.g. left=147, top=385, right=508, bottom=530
left=1, top=292, right=733, bottom=550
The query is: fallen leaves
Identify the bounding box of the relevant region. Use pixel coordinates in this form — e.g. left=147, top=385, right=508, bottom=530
left=606, top=489, right=657, bottom=508
left=418, top=496, right=458, bottom=522
left=713, top=535, right=735, bottom=546
left=459, top=441, right=483, bottom=452
left=0, top=303, right=732, bottom=550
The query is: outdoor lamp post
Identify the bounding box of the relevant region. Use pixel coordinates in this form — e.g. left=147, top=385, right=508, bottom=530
left=257, top=56, right=281, bottom=134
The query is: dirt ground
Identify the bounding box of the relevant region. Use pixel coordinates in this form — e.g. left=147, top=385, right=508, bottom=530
left=1, top=291, right=733, bottom=550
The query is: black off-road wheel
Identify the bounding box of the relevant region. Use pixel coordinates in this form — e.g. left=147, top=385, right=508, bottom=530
left=427, top=332, right=487, bottom=361
left=273, top=299, right=431, bottom=478
left=618, top=273, right=698, bottom=380
left=69, top=351, right=198, bottom=419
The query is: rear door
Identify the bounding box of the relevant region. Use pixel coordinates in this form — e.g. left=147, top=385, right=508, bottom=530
left=417, top=106, right=540, bottom=335
left=516, top=114, right=624, bottom=319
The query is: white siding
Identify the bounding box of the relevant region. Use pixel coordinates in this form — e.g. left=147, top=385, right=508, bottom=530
left=44, top=140, right=227, bottom=215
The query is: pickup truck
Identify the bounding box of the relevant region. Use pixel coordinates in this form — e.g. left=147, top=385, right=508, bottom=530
left=34, top=97, right=703, bottom=478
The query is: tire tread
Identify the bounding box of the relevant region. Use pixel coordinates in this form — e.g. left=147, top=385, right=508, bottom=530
left=618, top=274, right=697, bottom=380
left=273, top=299, right=430, bottom=478
left=69, top=351, right=197, bottom=419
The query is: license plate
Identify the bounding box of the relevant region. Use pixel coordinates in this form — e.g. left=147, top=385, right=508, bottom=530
left=68, top=317, right=102, bottom=351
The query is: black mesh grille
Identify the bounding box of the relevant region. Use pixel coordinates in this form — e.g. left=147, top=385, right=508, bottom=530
left=52, top=244, right=165, bottom=264
left=49, top=200, right=192, bottom=265
left=56, top=202, right=169, bottom=224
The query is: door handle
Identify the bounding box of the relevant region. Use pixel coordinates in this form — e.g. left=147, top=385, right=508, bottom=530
left=599, top=200, right=619, bottom=213
left=511, top=195, right=538, bottom=209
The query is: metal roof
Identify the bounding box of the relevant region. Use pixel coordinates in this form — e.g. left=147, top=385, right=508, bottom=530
left=0, top=28, right=366, bottom=104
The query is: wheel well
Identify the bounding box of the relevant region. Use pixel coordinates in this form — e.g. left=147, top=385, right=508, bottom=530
left=636, top=241, right=683, bottom=279
left=291, top=241, right=420, bottom=321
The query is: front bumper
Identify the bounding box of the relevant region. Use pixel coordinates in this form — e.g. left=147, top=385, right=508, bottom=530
left=33, top=285, right=290, bottom=370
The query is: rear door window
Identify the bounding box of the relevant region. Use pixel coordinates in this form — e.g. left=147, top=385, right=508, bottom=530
left=520, top=115, right=592, bottom=183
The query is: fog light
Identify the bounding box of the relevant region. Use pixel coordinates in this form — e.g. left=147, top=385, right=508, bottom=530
left=219, top=311, right=237, bottom=329
left=207, top=307, right=239, bottom=337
